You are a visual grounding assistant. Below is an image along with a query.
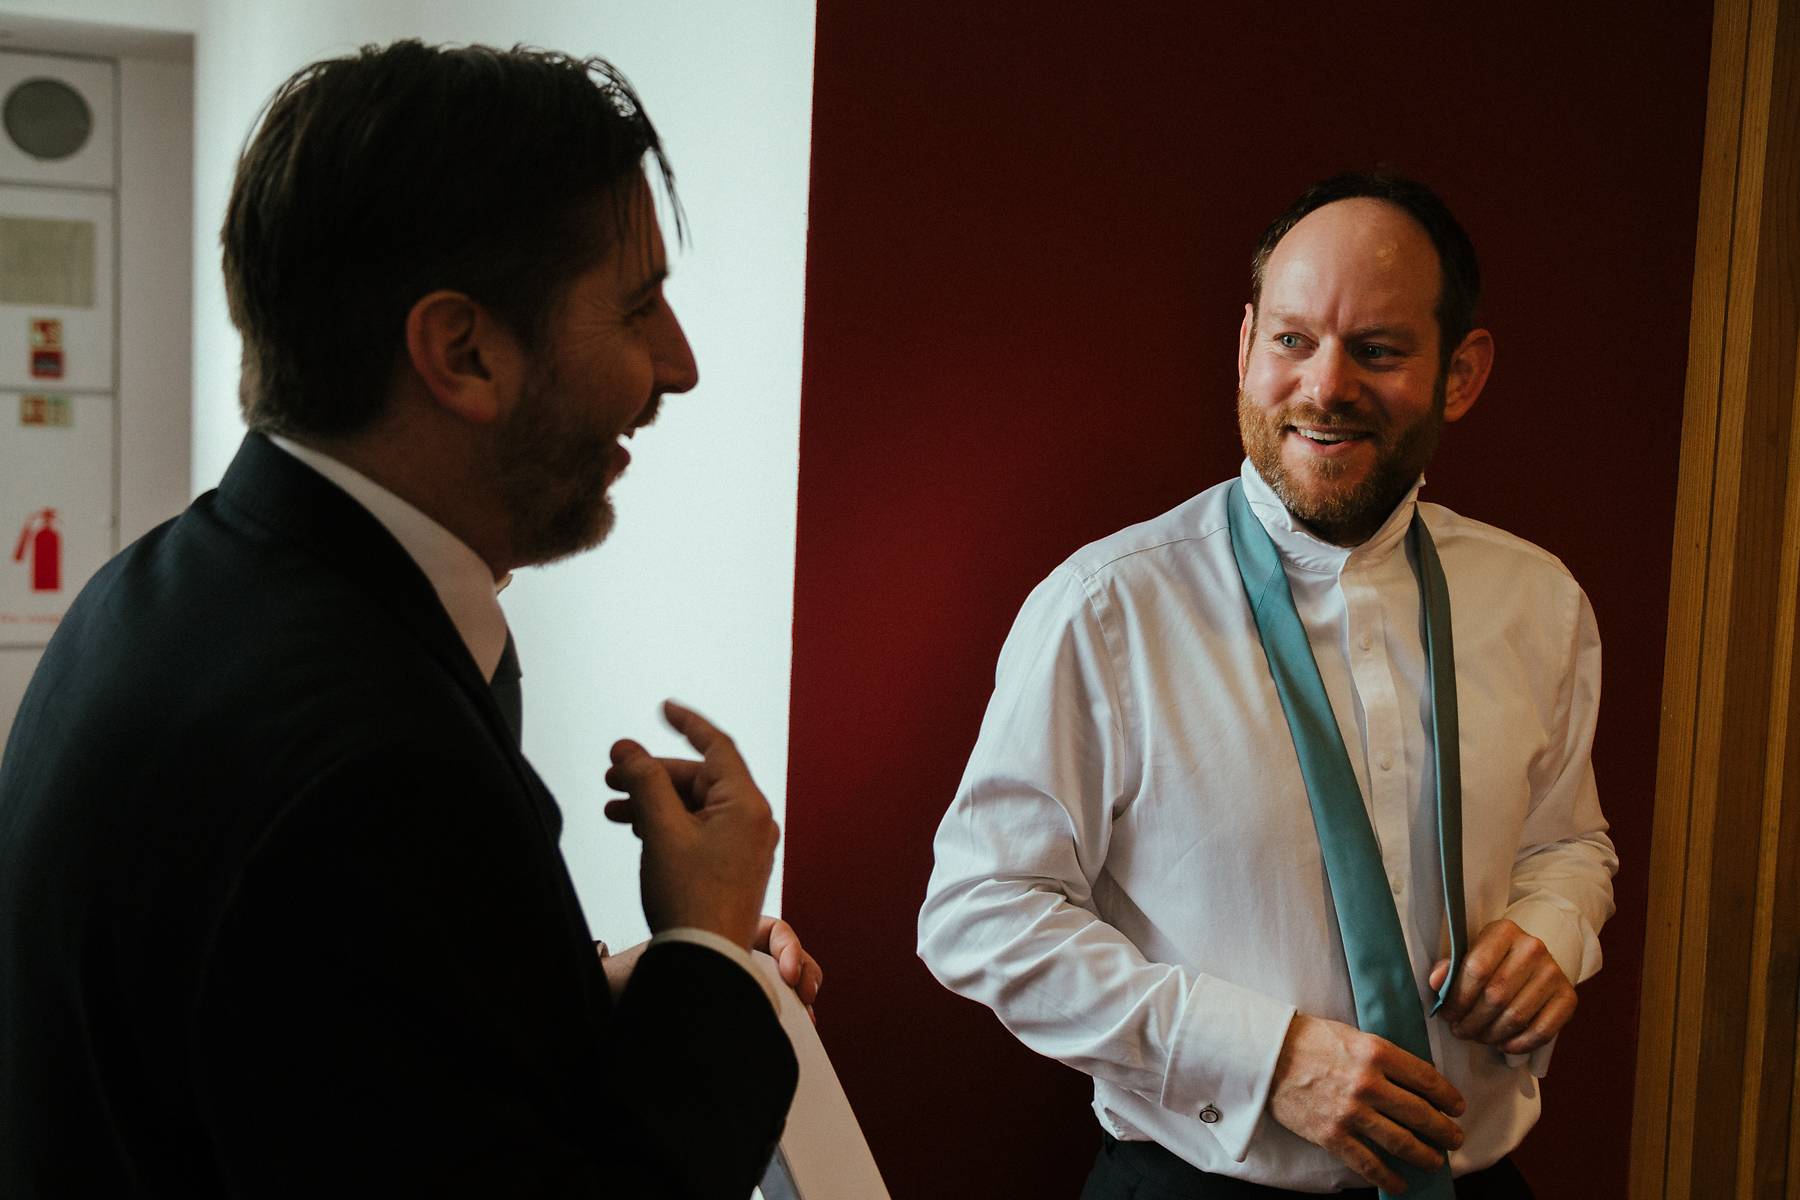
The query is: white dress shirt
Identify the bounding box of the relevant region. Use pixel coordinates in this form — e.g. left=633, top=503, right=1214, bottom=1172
left=917, top=460, right=1615, bottom=1189
left=267, top=436, right=772, bottom=1003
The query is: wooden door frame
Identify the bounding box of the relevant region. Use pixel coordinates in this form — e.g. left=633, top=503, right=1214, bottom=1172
left=1631, top=0, right=1800, bottom=1194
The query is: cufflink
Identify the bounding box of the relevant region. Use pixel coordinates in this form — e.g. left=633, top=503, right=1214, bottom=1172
left=1199, top=1105, right=1221, bottom=1124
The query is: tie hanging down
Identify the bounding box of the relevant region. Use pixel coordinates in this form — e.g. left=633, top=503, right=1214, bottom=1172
left=1226, top=481, right=1465, bottom=1200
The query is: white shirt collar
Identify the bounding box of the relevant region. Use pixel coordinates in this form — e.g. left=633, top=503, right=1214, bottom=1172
left=1238, top=457, right=1423, bottom=576
left=268, top=435, right=511, bottom=682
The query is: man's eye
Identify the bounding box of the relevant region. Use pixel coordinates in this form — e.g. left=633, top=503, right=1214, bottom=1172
left=1359, top=343, right=1394, bottom=360
left=626, top=285, right=665, bottom=322
left=1276, top=333, right=1302, bottom=349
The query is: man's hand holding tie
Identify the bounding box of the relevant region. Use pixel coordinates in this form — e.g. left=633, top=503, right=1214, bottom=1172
left=1429, top=918, right=1576, bottom=1055
left=1267, top=1014, right=1465, bottom=1193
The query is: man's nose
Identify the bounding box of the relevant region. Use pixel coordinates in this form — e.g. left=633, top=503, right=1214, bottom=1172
left=656, top=306, right=700, bottom=396
left=1303, top=344, right=1356, bottom=407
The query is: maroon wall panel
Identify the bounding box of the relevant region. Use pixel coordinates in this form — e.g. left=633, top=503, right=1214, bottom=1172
left=789, top=5, right=1711, bottom=1196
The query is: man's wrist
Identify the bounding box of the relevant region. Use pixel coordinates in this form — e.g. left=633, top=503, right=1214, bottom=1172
left=1500, top=900, right=1587, bottom=984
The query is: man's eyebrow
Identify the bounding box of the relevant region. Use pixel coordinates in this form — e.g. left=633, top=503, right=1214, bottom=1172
left=1257, top=314, right=1423, bottom=346
left=1345, top=325, right=1420, bottom=344
left=623, top=267, right=668, bottom=309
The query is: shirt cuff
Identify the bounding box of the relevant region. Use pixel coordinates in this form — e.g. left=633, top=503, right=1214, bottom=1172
left=1158, top=973, right=1296, bottom=1162
left=648, top=928, right=778, bottom=1009
left=1502, top=895, right=1598, bottom=985
left=1505, top=1041, right=1556, bottom=1077
left=1499, top=897, right=1594, bottom=1079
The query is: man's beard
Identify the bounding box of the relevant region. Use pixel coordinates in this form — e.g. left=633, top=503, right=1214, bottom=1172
left=1236, top=375, right=1445, bottom=546
left=494, top=363, right=620, bottom=568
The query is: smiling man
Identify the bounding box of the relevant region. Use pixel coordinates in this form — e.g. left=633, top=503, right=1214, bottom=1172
left=0, top=42, right=804, bottom=1198
left=919, top=173, right=1616, bottom=1199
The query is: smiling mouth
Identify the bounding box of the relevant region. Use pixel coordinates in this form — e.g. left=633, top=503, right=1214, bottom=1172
left=1290, top=425, right=1371, bottom=445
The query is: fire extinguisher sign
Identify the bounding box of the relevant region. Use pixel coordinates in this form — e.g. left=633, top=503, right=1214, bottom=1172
left=2, top=389, right=113, bottom=647
left=1, top=501, right=73, bottom=644
left=13, top=508, right=61, bottom=592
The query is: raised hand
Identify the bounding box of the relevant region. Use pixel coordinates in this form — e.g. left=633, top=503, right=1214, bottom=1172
left=603, top=701, right=778, bottom=949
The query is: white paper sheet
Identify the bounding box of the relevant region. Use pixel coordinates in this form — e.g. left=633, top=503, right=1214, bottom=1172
left=752, top=951, right=890, bottom=1200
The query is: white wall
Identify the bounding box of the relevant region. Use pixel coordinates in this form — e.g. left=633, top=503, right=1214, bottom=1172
left=0, top=1, right=199, bottom=34
left=21, top=0, right=814, bottom=947
left=117, top=55, right=195, bottom=546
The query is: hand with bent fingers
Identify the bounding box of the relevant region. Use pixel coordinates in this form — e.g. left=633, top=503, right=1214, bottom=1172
left=602, top=701, right=778, bottom=951
left=1429, top=918, right=1575, bottom=1054
left=1267, top=1014, right=1465, bottom=1193
left=757, top=915, right=824, bottom=1017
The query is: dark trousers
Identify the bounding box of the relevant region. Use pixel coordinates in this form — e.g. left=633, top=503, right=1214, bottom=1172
left=1080, top=1135, right=1535, bottom=1200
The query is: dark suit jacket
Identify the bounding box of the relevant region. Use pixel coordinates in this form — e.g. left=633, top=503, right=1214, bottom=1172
left=0, top=433, right=796, bottom=1197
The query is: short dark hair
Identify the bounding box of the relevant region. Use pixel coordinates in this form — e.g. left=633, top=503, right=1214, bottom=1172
left=1249, top=171, right=1480, bottom=366
left=222, top=40, right=679, bottom=437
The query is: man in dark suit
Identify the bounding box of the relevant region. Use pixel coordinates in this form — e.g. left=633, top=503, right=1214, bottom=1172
left=0, top=40, right=805, bottom=1197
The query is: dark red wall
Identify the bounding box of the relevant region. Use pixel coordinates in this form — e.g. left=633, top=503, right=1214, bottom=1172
left=787, top=5, right=1712, bottom=1196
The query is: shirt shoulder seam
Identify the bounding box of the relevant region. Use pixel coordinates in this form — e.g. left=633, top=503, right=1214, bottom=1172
left=1063, top=523, right=1232, bottom=584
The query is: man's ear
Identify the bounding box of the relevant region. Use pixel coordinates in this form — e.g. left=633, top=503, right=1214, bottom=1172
left=403, top=290, right=524, bottom=426
left=1443, top=328, right=1494, bottom=423
left=1237, top=303, right=1254, bottom=383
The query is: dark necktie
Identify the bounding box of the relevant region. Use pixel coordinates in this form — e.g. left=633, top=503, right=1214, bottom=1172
left=491, top=630, right=523, bottom=745
left=1226, top=480, right=1463, bottom=1200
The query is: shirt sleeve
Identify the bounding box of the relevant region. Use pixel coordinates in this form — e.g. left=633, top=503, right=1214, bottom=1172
left=918, top=568, right=1294, bottom=1161
left=1501, top=583, right=1618, bottom=1075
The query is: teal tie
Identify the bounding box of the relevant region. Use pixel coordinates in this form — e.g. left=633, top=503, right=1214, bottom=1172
left=1226, top=481, right=1464, bottom=1199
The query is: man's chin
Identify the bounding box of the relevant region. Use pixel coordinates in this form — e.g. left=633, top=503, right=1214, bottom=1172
left=516, top=493, right=616, bottom=568
left=1270, top=451, right=1364, bottom=506
left=562, top=496, right=616, bottom=560
left=1264, top=461, right=1396, bottom=542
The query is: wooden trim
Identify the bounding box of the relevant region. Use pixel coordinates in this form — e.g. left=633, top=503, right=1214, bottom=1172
left=1633, top=0, right=1800, bottom=1194
left=1631, top=0, right=1749, bottom=1187
left=1741, top=328, right=1800, bottom=1197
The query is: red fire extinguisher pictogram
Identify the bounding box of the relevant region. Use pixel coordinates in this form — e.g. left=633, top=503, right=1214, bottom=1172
left=13, top=508, right=61, bottom=593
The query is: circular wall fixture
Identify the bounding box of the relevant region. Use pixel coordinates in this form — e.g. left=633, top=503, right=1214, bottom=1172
left=4, top=77, right=92, bottom=161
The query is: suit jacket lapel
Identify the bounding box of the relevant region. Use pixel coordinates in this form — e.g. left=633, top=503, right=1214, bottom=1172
left=211, top=433, right=566, bottom=842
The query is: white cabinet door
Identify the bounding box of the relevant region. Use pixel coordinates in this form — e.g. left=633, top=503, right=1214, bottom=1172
left=0, top=185, right=114, bottom=392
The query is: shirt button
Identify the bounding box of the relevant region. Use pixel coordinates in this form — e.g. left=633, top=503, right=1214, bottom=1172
left=1359, top=631, right=1372, bottom=651
left=1199, top=1105, right=1221, bottom=1124
left=1391, top=876, right=1405, bottom=896
left=1378, top=752, right=1394, bottom=771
